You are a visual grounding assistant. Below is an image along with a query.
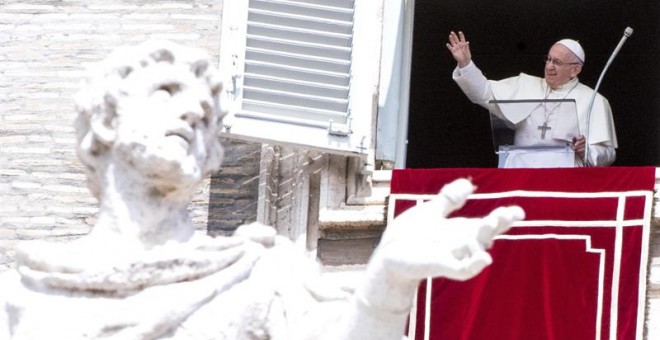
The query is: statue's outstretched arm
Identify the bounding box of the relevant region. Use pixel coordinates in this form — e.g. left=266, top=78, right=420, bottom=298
left=328, top=178, right=525, bottom=340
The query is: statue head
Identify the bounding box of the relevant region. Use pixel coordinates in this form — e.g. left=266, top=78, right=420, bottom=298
left=74, top=40, right=225, bottom=199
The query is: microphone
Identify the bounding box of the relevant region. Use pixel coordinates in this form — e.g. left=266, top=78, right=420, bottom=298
left=610, top=27, right=634, bottom=61
left=583, top=27, right=633, bottom=166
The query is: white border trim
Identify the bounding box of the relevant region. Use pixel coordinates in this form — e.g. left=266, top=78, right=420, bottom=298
left=424, top=276, right=432, bottom=340
left=390, top=190, right=651, bottom=201
left=609, top=196, right=625, bottom=339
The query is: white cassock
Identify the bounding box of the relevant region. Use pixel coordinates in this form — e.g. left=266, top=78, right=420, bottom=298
left=452, top=61, right=618, bottom=167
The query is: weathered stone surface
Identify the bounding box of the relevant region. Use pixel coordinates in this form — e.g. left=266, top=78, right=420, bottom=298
left=0, top=0, right=259, bottom=270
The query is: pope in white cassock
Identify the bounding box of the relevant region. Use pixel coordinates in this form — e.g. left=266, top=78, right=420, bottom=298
left=446, top=31, right=618, bottom=167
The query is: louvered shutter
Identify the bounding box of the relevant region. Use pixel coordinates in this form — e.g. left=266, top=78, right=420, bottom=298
left=219, top=0, right=381, bottom=157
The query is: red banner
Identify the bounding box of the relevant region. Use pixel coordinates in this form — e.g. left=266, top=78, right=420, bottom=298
left=391, top=167, right=656, bottom=340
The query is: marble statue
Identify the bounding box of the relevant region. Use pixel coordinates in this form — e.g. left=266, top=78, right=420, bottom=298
left=0, top=40, right=524, bottom=340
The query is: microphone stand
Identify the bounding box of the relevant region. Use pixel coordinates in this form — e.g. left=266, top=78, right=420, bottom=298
left=583, top=27, right=633, bottom=166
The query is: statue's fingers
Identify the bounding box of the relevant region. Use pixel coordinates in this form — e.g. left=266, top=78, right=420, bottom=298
left=486, top=206, right=525, bottom=235
left=438, top=251, right=492, bottom=281
left=451, top=237, right=486, bottom=261
left=433, top=178, right=476, bottom=217
left=394, top=180, right=472, bottom=227
left=451, top=244, right=470, bottom=260
left=464, top=250, right=492, bottom=276
left=474, top=206, right=524, bottom=248
left=384, top=240, right=492, bottom=281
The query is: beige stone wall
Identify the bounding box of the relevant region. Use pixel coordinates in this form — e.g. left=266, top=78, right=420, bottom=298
left=0, top=0, right=260, bottom=270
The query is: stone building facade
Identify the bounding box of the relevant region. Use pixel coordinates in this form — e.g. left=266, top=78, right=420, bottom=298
left=1, top=0, right=659, bottom=337
left=0, top=0, right=264, bottom=268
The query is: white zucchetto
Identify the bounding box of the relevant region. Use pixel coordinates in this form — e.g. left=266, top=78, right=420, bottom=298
left=556, top=39, right=585, bottom=63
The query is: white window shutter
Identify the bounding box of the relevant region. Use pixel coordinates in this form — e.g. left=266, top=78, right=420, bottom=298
left=219, top=0, right=382, bottom=157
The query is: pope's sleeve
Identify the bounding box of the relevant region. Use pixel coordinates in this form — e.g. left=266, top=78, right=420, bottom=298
left=583, top=94, right=617, bottom=166
left=583, top=144, right=616, bottom=167
left=452, top=62, right=525, bottom=112
left=452, top=61, right=494, bottom=110
left=587, top=96, right=618, bottom=148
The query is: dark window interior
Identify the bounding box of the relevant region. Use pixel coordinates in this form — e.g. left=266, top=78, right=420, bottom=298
left=406, top=0, right=660, bottom=168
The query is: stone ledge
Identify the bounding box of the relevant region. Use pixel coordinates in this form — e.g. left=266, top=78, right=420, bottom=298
left=318, top=237, right=380, bottom=266
left=319, top=205, right=387, bottom=230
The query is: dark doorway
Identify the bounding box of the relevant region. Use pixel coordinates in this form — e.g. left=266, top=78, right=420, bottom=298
left=406, top=0, right=660, bottom=168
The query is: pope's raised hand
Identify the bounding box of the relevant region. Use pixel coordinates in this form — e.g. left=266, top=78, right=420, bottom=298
left=446, top=31, right=472, bottom=68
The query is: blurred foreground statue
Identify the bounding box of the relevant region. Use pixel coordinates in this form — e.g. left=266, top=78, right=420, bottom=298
left=0, top=41, right=524, bottom=340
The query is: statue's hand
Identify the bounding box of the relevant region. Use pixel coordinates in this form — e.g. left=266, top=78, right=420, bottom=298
left=380, top=178, right=524, bottom=281
left=358, top=179, right=524, bottom=314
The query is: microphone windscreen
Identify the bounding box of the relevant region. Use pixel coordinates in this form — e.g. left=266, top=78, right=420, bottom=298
left=624, top=27, right=634, bottom=37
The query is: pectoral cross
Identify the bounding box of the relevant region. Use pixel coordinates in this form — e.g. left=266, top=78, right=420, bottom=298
left=538, top=122, right=551, bottom=139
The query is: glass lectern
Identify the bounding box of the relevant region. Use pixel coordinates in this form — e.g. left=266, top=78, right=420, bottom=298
left=488, top=99, right=580, bottom=168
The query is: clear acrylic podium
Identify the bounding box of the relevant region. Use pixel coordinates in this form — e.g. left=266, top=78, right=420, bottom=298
left=488, top=99, right=580, bottom=168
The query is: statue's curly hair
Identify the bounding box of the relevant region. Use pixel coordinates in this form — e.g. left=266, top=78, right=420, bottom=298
left=73, top=40, right=225, bottom=198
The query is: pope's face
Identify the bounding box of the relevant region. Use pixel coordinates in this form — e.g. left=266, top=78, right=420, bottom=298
left=112, top=63, right=221, bottom=188
left=544, top=44, right=582, bottom=89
